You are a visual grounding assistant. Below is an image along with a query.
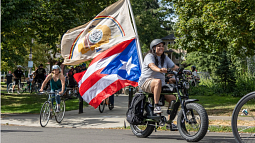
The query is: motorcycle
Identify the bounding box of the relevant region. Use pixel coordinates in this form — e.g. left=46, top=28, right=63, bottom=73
left=129, top=68, right=208, bottom=142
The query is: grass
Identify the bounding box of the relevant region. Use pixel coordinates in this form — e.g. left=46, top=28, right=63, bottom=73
left=1, top=92, right=88, bottom=114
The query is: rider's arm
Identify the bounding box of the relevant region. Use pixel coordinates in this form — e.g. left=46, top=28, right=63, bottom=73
left=40, top=74, right=51, bottom=91
left=148, top=63, right=167, bottom=73
left=59, top=74, right=66, bottom=94
left=171, top=65, right=179, bottom=71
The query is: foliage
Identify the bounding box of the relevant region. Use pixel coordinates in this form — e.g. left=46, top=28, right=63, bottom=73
left=215, top=51, right=236, bottom=89
left=183, top=51, right=220, bottom=74
left=1, top=0, right=39, bottom=70
left=169, top=0, right=255, bottom=57
left=131, top=0, right=175, bottom=54
left=190, top=73, right=255, bottom=97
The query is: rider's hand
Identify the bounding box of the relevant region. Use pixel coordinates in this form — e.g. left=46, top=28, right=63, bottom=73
left=160, top=68, right=167, bottom=73
left=39, top=88, right=43, bottom=92
left=59, top=91, right=64, bottom=95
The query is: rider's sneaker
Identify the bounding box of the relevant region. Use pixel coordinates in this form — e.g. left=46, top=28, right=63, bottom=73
left=17, top=91, right=20, bottom=94
left=55, top=107, right=60, bottom=113
left=166, top=123, right=178, bottom=131
left=154, top=106, right=162, bottom=114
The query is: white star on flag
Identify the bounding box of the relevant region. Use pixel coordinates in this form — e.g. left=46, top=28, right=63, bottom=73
left=119, top=57, right=137, bottom=75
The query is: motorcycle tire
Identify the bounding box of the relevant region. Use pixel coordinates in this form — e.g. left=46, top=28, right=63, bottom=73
left=177, top=103, right=208, bottom=142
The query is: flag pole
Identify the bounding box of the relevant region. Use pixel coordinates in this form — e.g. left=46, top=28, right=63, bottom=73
left=126, top=0, right=143, bottom=66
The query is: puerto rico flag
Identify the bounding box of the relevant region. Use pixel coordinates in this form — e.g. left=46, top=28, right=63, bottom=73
left=73, top=38, right=141, bottom=108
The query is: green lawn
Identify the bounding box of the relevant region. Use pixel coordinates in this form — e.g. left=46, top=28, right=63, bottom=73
left=189, top=95, right=242, bottom=116
left=1, top=92, right=88, bottom=114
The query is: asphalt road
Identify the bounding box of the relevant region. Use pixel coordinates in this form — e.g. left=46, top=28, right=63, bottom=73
left=1, top=125, right=237, bottom=143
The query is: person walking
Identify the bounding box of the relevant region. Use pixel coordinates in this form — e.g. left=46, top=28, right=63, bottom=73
left=12, top=65, right=25, bottom=94
left=6, top=71, right=13, bottom=93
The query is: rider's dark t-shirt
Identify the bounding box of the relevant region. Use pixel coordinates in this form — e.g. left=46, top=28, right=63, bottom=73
left=36, top=68, right=46, bottom=80
left=14, top=70, right=23, bottom=79
left=6, top=74, right=13, bottom=83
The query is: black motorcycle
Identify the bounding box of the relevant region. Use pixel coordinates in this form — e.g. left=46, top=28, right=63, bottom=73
left=129, top=68, right=208, bottom=142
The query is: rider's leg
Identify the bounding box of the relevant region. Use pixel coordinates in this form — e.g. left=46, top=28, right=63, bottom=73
left=109, top=94, right=114, bottom=107
left=169, top=78, right=176, bottom=84
left=51, top=90, right=55, bottom=112
left=150, top=79, right=162, bottom=104
left=164, top=95, right=176, bottom=120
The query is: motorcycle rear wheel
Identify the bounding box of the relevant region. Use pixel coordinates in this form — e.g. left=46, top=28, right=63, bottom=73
left=130, top=122, right=154, bottom=138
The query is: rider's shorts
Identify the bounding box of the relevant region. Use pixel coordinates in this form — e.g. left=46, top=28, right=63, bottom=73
left=14, top=78, right=21, bottom=85
left=140, top=78, right=153, bottom=93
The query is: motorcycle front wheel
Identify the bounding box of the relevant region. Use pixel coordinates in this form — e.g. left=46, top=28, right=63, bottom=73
left=177, top=103, right=208, bottom=142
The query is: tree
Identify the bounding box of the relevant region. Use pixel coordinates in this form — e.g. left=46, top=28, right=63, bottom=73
left=183, top=51, right=220, bottom=74
left=215, top=51, right=236, bottom=90
left=169, top=0, right=255, bottom=57
left=131, top=0, right=175, bottom=53
left=1, top=0, right=40, bottom=71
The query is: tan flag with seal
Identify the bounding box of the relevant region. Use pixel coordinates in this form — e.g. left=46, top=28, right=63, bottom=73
left=61, top=0, right=135, bottom=65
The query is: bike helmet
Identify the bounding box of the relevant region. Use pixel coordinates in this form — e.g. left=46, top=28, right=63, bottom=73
left=191, top=65, right=196, bottom=69
left=17, top=65, right=22, bottom=68
left=52, top=65, right=61, bottom=71
left=150, top=39, right=165, bottom=50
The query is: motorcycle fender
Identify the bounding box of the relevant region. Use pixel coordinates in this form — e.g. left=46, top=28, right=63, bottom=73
left=185, top=99, right=199, bottom=104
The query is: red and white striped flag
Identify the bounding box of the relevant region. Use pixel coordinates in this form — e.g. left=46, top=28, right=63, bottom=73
left=74, top=38, right=141, bottom=108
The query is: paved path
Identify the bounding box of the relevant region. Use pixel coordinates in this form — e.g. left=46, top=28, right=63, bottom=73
left=1, top=94, right=237, bottom=129
left=1, top=125, right=237, bottom=143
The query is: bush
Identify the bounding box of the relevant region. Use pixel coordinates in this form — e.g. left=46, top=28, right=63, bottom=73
left=189, top=74, right=255, bottom=97
left=232, top=73, right=255, bottom=97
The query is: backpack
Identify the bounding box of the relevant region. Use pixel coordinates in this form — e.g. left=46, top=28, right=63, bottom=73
left=126, top=92, right=146, bottom=125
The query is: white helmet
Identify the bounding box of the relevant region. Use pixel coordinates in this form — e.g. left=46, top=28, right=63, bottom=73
left=52, top=65, right=61, bottom=71
left=17, top=65, right=22, bottom=68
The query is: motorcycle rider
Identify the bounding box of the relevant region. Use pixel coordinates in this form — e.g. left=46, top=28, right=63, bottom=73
left=138, top=39, right=179, bottom=129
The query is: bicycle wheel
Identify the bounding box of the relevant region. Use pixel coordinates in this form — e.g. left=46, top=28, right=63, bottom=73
left=99, top=100, right=106, bottom=113
left=55, top=100, right=65, bottom=123
left=40, top=101, right=51, bottom=127
left=231, top=92, right=255, bottom=143
left=8, top=83, right=14, bottom=93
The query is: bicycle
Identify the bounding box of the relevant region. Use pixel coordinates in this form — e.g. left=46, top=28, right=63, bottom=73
left=99, top=97, right=114, bottom=113
left=30, top=79, right=43, bottom=93
left=7, top=78, right=25, bottom=93
left=65, top=87, right=78, bottom=99
left=231, top=91, right=255, bottom=143
left=39, top=91, right=66, bottom=127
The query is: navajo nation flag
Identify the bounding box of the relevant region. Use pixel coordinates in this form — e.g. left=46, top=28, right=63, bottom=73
left=73, top=38, right=141, bottom=108
left=61, top=0, right=135, bottom=65
left=62, top=0, right=142, bottom=108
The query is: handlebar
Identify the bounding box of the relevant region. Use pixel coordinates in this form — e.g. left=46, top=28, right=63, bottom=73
left=39, top=91, right=57, bottom=95
left=167, top=68, right=184, bottom=76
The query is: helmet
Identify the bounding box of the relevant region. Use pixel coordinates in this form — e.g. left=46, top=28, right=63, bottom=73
left=52, top=65, right=61, bottom=71
left=17, top=65, right=22, bottom=68
left=82, top=63, right=86, bottom=67
left=150, top=39, right=165, bottom=50
left=191, top=66, right=196, bottom=69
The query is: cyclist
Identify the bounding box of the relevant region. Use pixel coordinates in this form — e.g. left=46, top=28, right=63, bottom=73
left=187, top=66, right=200, bottom=86
left=39, top=65, right=66, bottom=113
left=6, top=71, right=13, bottom=93
left=35, top=64, right=46, bottom=89
left=138, top=39, right=179, bottom=129
left=12, top=65, right=25, bottom=94
left=27, top=74, right=33, bottom=92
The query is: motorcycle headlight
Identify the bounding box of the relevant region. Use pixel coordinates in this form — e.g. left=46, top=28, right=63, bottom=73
left=183, top=82, right=189, bottom=89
